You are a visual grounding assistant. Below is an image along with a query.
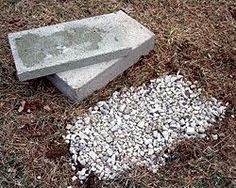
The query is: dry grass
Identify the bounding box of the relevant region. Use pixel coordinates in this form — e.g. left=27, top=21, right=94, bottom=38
left=0, top=0, right=236, bottom=187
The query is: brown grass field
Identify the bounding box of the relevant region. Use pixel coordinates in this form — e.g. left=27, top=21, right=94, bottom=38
left=0, top=0, right=236, bottom=187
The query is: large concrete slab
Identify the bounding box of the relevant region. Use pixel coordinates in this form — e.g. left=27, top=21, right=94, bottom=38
left=47, top=11, right=155, bottom=102
left=8, top=11, right=134, bottom=81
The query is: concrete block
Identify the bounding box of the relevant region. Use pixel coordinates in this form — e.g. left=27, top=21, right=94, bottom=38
left=8, top=11, right=134, bottom=81
left=47, top=11, right=155, bottom=102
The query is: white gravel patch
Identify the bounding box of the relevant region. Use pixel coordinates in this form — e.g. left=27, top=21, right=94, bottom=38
left=64, top=73, right=226, bottom=182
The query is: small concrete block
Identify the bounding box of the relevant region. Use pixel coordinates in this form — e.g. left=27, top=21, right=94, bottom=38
left=47, top=11, right=155, bottom=102
left=8, top=11, right=133, bottom=81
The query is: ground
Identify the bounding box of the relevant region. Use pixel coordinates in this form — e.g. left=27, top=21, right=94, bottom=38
left=0, top=0, right=235, bottom=187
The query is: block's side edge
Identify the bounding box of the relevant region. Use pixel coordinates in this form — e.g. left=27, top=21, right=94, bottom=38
left=47, top=74, right=78, bottom=102
left=8, top=34, right=26, bottom=79
left=18, top=46, right=131, bottom=81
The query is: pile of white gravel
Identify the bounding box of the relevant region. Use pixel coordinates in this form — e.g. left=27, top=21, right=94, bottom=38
left=64, top=73, right=226, bottom=182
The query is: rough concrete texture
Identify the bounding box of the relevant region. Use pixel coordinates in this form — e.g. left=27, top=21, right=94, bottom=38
left=47, top=11, right=155, bottom=102
left=8, top=11, right=135, bottom=81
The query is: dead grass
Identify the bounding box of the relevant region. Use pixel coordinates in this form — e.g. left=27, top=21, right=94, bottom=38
left=0, top=0, right=236, bottom=187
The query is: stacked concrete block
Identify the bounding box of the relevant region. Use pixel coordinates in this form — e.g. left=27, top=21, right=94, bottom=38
left=8, top=11, right=133, bottom=81
left=9, top=10, right=155, bottom=102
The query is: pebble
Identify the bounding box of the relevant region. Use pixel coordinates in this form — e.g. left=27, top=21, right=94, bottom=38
left=123, top=115, right=130, bottom=120
left=66, top=124, right=72, bottom=130
left=212, top=134, right=218, bottom=140
left=107, top=148, right=113, bottom=156
left=84, top=117, right=90, bottom=124
left=197, top=127, right=205, bottom=133
left=70, top=165, right=76, bottom=172
left=148, top=149, right=154, bottom=155
left=106, top=136, right=113, bottom=143
left=186, top=127, right=195, bottom=135
left=137, top=120, right=145, bottom=128
left=72, top=176, right=78, bottom=182
left=119, top=104, right=126, bottom=112
left=140, top=151, right=145, bottom=156
left=153, top=130, right=159, bottom=138
left=65, top=74, right=226, bottom=182
left=169, top=123, right=181, bottom=130
left=180, top=119, right=185, bottom=125
left=144, top=138, right=153, bottom=145
left=89, top=151, right=97, bottom=160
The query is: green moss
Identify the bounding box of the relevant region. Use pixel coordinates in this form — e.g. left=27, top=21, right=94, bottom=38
left=15, top=26, right=105, bottom=67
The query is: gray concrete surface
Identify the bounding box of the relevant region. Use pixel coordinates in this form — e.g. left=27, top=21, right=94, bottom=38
left=47, top=11, right=155, bottom=102
left=8, top=11, right=134, bottom=81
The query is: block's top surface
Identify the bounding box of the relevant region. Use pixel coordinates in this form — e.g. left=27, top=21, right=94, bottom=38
left=8, top=11, right=138, bottom=80
left=55, top=11, right=155, bottom=89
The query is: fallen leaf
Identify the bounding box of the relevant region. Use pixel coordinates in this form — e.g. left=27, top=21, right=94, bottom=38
left=18, top=114, right=34, bottom=126
left=43, top=105, right=51, bottom=112
left=0, top=102, right=4, bottom=108
left=8, top=16, right=21, bottom=24
left=24, top=100, right=40, bottom=111
left=7, top=167, right=17, bottom=173
left=18, top=100, right=26, bottom=112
